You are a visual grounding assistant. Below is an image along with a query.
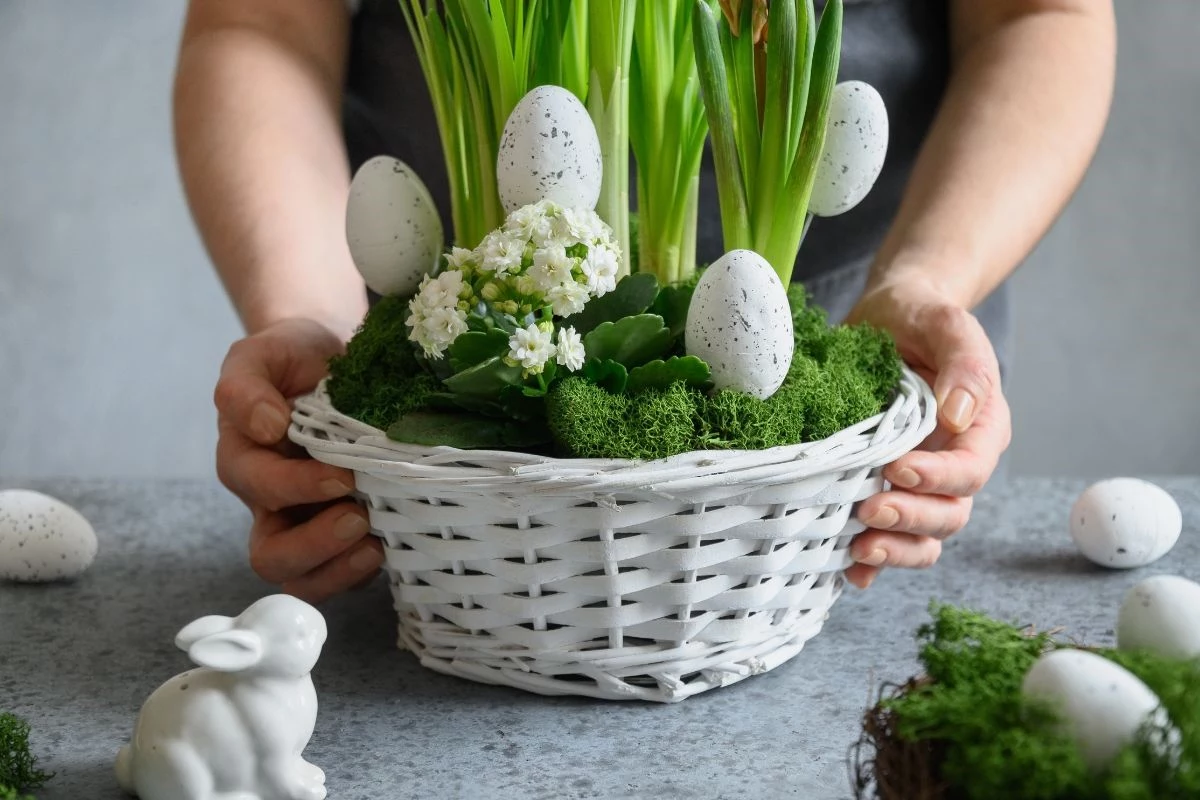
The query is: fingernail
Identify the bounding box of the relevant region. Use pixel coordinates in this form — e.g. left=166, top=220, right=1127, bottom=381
left=856, top=548, right=888, bottom=567
left=864, top=506, right=900, bottom=530
left=943, top=389, right=975, bottom=429
left=251, top=404, right=288, bottom=442
left=892, top=468, right=920, bottom=489
left=350, top=547, right=383, bottom=572
left=320, top=478, right=355, bottom=498
left=334, top=512, right=369, bottom=542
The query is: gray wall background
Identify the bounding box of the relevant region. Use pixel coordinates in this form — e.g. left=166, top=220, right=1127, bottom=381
left=0, top=1, right=1196, bottom=480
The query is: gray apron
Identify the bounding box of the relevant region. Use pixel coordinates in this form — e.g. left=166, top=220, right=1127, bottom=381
left=341, top=0, right=1011, bottom=382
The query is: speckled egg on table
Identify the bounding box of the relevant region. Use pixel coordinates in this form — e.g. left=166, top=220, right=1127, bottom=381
left=1069, top=478, right=1182, bottom=568
left=0, top=489, right=98, bottom=582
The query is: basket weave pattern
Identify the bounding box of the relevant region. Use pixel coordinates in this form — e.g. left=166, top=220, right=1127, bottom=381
left=290, top=367, right=936, bottom=702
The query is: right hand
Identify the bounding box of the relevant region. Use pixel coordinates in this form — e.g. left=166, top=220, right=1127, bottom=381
left=214, top=318, right=384, bottom=603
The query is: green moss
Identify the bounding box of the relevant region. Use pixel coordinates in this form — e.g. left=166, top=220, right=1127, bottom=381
left=878, top=604, right=1200, bottom=800
left=547, top=378, right=700, bottom=460
left=333, top=281, right=905, bottom=456
left=699, top=387, right=805, bottom=450
left=0, top=712, right=49, bottom=796
left=326, top=295, right=439, bottom=430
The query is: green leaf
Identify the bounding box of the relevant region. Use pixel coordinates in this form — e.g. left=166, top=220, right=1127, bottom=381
left=580, top=358, right=629, bottom=394
left=427, top=392, right=508, bottom=418
left=500, top=384, right=546, bottom=420
left=626, top=356, right=711, bottom=393
left=583, top=314, right=672, bottom=367
left=650, top=280, right=697, bottom=339
left=387, top=411, right=551, bottom=449
left=441, top=356, right=524, bottom=397
left=693, top=0, right=751, bottom=250
left=448, top=328, right=511, bottom=372
left=560, top=272, right=660, bottom=336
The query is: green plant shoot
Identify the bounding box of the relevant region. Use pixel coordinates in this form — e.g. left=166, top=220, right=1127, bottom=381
left=693, top=0, right=843, bottom=283
left=399, top=0, right=573, bottom=248
left=630, top=0, right=710, bottom=284
left=587, top=0, right=637, bottom=279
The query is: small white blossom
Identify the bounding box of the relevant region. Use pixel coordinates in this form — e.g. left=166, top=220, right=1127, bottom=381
left=555, top=326, right=586, bottom=372
left=508, top=323, right=557, bottom=372
left=477, top=230, right=527, bottom=276
left=505, top=201, right=554, bottom=244
left=528, top=245, right=575, bottom=292
left=444, top=246, right=475, bottom=270
left=416, top=269, right=466, bottom=309
left=545, top=281, right=590, bottom=317
left=581, top=245, right=619, bottom=297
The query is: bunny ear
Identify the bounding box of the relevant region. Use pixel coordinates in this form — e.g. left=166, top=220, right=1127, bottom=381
left=187, top=629, right=264, bottom=672
left=174, top=614, right=235, bottom=652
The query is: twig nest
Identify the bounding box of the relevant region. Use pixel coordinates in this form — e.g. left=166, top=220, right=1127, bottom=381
left=1118, top=574, right=1200, bottom=660
left=1069, top=478, right=1182, bottom=568
left=685, top=249, right=794, bottom=399
left=346, top=155, right=444, bottom=297
left=809, top=80, right=889, bottom=218
left=1021, top=649, right=1174, bottom=772
left=0, top=489, right=98, bottom=582
left=496, top=85, right=602, bottom=214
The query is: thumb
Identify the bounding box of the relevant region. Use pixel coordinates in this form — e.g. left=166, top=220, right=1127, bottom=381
left=923, top=305, right=1000, bottom=434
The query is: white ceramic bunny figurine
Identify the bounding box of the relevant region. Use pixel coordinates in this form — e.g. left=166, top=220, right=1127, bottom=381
left=115, top=594, right=329, bottom=800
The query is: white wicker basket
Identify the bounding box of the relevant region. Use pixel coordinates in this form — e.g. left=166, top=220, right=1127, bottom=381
left=289, top=366, right=936, bottom=702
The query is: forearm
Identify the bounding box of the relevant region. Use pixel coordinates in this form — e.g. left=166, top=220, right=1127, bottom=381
left=868, top=1, right=1116, bottom=308
left=174, top=0, right=367, bottom=340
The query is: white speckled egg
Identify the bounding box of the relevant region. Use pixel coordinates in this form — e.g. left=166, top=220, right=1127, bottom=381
left=0, top=490, right=98, bottom=582
left=496, top=85, right=602, bottom=213
left=346, top=155, right=443, bottom=297
left=1069, top=478, right=1181, bottom=568
left=685, top=249, right=794, bottom=399
left=1022, top=649, right=1173, bottom=772
left=809, top=81, right=889, bottom=218
left=1117, top=574, right=1200, bottom=659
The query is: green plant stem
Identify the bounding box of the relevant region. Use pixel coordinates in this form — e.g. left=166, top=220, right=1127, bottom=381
left=693, top=0, right=751, bottom=251
left=400, top=0, right=555, bottom=247
left=630, top=0, right=708, bottom=284
left=763, top=0, right=841, bottom=282
left=588, top=0, right=636, bottom=278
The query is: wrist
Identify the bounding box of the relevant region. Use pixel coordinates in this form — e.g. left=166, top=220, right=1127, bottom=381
left=864, top=250, right=980, bottom=310
left=240, top=282, right=368, bottom=343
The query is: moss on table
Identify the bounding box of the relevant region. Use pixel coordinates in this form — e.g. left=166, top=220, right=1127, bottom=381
left=854, top=604, right=1200, bottom=800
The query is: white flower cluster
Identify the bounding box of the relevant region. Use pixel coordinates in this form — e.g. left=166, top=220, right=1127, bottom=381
left=405, top=270, right=470, bottom=360
left=508, top=323, right=586, bottom=374
left=407, top=199, right=620, bottom=373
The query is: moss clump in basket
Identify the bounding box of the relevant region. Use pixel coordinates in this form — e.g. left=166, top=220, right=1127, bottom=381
left=0, top=712, right=50, bottom=799
left=327, top=276, right=903, bottom=459
left=850, top=603, right=1200, bottom=800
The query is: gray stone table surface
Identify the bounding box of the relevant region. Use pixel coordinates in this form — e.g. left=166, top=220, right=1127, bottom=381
left=2, top=477, right=1198, bottom=800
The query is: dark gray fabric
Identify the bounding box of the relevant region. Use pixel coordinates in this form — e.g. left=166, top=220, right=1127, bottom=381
left=341, top=0, right=1011, bottom=377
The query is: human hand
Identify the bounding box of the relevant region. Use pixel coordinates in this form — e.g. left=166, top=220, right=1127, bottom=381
left=841, top=277, right=1012, bottom=589
left=214, top=318, right=384, bottom=603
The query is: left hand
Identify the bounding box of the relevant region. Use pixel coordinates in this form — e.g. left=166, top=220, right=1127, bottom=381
left=841, top=277, right=1012, bottom=589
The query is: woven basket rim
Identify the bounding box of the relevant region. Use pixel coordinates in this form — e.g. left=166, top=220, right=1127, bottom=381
left=289, top=365, right=937, bottom=497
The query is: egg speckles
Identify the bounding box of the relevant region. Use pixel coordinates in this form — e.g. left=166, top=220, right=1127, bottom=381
left=809, top=81, right=888, bottom=218
left=1117, top=574, right=1200, bottom=660
left=1069, top=478, right=1182, bottom=568
left=1022, top=649, right=1174, bottom=772
left=496, top=85, right=602, bottom=213
left=346, top=155, right=444, bottom=297
left=0, top=490, right=98, bottom=582
left=685, top=250, right=794, bottom=400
